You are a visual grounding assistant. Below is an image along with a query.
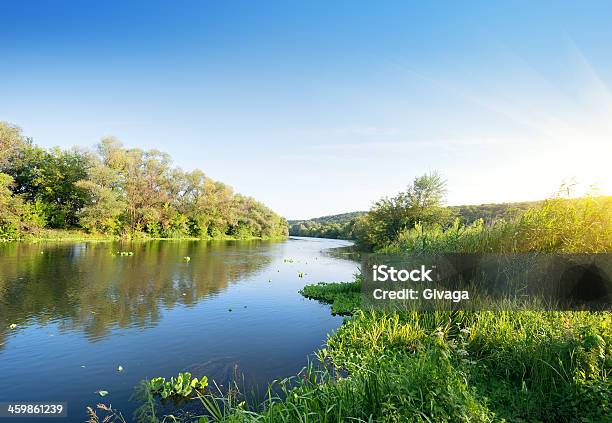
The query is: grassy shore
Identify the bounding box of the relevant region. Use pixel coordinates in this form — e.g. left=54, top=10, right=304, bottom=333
left=155, top=279, right=605, bottom=423
left=294, top=281, right=612, bottom=422
left=0, top=228, right=288, bottom=243
left=92, top=278, right=611, bottom=422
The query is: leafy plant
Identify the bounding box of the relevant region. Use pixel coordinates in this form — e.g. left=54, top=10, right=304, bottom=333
left=148, top=372, right=208, bottom=399
left=299, top=277, right=361, bottom=315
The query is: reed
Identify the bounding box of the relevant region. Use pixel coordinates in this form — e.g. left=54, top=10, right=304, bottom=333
left=385, top=195, right=611, bottom=254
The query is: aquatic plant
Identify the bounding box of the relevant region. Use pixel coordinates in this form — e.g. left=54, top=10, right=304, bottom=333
left=148, top=372, right=208, bottom=399
left=299, top=277, right=361, bottom=315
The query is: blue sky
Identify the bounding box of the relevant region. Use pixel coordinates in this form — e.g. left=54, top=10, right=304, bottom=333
left=1, top=1, right=611, bottom=219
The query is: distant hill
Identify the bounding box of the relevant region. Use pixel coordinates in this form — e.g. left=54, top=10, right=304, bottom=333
left=288, top=211, right=366, bottom=239
left=448, top=200, right=540, bottom=225
left=288, top=201, right=541, bottom=239
left=288, top=211, right=367, bottom=226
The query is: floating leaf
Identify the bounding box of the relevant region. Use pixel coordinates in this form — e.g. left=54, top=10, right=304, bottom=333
left=149, top=377, right=165, bottom=393
left=198, top=376, right=208, bottom=389
left=149, top=373, right=208, bottom=398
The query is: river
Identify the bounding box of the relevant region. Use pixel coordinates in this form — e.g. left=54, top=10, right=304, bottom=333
left=0, top=237, right=355, bottom=421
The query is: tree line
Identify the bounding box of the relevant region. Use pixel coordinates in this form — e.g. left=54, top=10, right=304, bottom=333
left=355, top=172, right=610, bottom=252
left=289, top=180, right=536, bottom=242
left=290, top=172, right=610, bottom=254
left=288, top=212, right=364, bottom=239
left=0, top=121, right=288, bottom=240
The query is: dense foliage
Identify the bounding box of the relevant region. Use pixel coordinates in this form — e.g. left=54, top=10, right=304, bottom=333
left=289, top=193, right=539, bottom=242
left=352, top=173, right=610, bottom=253
left=449, top=201, right=538, bottom=225
left=288, top=212, right=364, bottom=239
left=0, top=122, right=287, bottom=239
left=353, top=172, right=452, bottom=249
left=386, top=195, right=611, bottom=254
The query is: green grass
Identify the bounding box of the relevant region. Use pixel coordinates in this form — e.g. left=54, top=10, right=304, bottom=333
left=327, top=307, right=612, bottom=421
left=299, top=278, right=361, bottom=315
left=121, top=279, right=610, bottom=422
left=184, top=289, right=611, bottom=422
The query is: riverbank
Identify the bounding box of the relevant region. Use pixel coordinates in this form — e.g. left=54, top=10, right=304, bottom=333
left=88, top=276, right=612, bottom=422
left=0, top=228, right=288, bottom=243
left=174, top=279, right=610, bottom=422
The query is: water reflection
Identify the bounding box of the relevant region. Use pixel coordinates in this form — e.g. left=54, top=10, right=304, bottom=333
left=0, top=240, right=274, bottom=346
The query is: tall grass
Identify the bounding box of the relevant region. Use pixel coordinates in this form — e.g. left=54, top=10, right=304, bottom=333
left=385, top=195, right=611, bottom=254
left=184, top=307, right=611, bottom=422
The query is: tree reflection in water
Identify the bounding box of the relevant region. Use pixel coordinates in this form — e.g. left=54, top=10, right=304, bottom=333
left=0, top=240, right=274, bottom=346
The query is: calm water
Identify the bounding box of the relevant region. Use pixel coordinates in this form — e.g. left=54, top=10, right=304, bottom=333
left=0, top=237, right=355, bottom=422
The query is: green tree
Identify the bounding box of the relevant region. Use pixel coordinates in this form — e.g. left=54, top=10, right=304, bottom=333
left=0, top=122, right=288, bottom=240
left=0, top=121, right=28, bottom=170
left=356, top=172, right=452, bottom=250
left=0, top=173, right=45, bottom=238
left=75, top=155, right=126, bottom=235
left=4, top=145, right=92, bottom=228
left=0, top=173, right=22, bottom=237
